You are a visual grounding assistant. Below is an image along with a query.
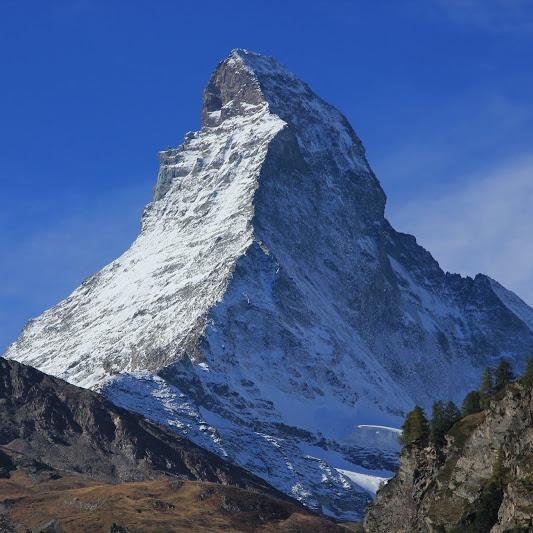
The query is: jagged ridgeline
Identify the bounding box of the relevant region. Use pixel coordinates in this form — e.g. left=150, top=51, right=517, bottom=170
left=5, top=49, right=533, bottom=521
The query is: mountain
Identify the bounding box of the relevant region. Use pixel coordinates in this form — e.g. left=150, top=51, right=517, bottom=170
left=364, top=379, right=533, bottom=532
left=0, top=358, right=343, bottom=532
left=5, top=49, right=533, bottom=520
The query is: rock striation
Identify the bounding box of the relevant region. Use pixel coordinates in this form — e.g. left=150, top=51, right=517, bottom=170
left=0, top=357, right=280, bottom=493
left=5, top=49, right=533, bottom=520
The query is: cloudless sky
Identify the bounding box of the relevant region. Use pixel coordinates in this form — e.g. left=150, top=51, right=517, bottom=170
left=1, top=0, right=533, bottom=351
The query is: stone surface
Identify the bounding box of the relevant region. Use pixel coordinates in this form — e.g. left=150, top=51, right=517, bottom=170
left=0, top=357, right=278, bottom=495
left=0, top=359, right=351, bottom=530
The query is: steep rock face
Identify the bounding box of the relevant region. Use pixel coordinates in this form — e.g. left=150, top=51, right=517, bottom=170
left=364, top=382, right=533, bottom=532
left=5, top=49, right=533, bottom=520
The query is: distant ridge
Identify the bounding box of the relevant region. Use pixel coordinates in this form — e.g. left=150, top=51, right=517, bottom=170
left=0, top=357, right=344, bottom=531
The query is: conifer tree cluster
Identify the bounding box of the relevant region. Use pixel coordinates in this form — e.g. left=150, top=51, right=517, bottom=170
left=521, top=356, right=533, bottom=388
left=461, top=390, right=481, bottom=416
left=461, top=358, right=517, bottom=413
left=478, top=358, right=514, bottom=408
left=399, top=356, right=533, bottom=449
left=430, top=400, right=461, bottom=446
left=399, top=405, right=429, bottom=446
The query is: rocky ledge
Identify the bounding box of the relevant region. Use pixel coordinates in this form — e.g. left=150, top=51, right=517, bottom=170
left=364, top=381, right=533, bottom=532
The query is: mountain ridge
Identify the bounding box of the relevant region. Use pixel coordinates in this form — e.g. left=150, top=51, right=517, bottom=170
left=0, top=357, right=346, bottom=532
left=0, top=357, right=280, bottom=493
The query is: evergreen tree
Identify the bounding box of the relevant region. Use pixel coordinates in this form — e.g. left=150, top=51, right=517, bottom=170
left=462, top=390, right=481, bottom=416
left=479, top=367, right=494, bottom=409
left=431, top=400, right=461, bottom=446
left=399, top=405, right=429, bottom=446
left=521, top=356, right=533, bottom=388
left=494, top=358, right=513, bottom=391
left=444, top=401, right=461, bottom=426
left=430, top=400, right=446, bottom=445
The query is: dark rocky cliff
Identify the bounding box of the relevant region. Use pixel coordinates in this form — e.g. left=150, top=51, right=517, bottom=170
left=0, top=357, right=280, bottom=493
left=364, top=381, right=533, bottom=532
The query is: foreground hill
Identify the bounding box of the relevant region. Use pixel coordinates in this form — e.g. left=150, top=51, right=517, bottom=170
left=6, top=49, right=533, bottom=518
left=364, top=380, right=533, bottom=532
left=0, top=358, right=343, bottom=532
left=0, top=464, right=344, bottom=532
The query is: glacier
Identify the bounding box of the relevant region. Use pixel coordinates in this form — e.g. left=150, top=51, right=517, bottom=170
left=5, top=49, right=533, bottom=520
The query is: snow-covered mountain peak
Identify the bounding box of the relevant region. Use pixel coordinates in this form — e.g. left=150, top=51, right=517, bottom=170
left=201, top=49, right=268, bottom=128
left=6, top=50, right=533, bottom=521
left=203, top=48, right=314, bottom=122
left=204, top=49, right=371, bottom=174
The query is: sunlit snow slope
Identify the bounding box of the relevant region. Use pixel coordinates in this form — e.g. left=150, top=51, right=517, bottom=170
left=6, top=50, right=533, bottom=520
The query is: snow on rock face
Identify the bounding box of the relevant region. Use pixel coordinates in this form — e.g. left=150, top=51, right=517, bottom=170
left=346, top=425, right=401, bottom=454
left=5, top=49, right=533, bottom=520
left=7, top=59, right=285, bottom=387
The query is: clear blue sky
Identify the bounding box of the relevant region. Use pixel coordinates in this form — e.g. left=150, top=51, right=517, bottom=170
left=1, top=0, right=533, bottom=352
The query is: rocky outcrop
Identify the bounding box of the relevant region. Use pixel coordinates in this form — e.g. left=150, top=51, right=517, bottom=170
left=0, top=358, right=352, bottom=530
left=364, top=381, right=533, bottom=532
left=5, top=49, right=533, bottom=519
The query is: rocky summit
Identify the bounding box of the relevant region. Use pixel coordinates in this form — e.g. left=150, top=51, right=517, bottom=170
left=5, top=49, right=533, bottom=520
